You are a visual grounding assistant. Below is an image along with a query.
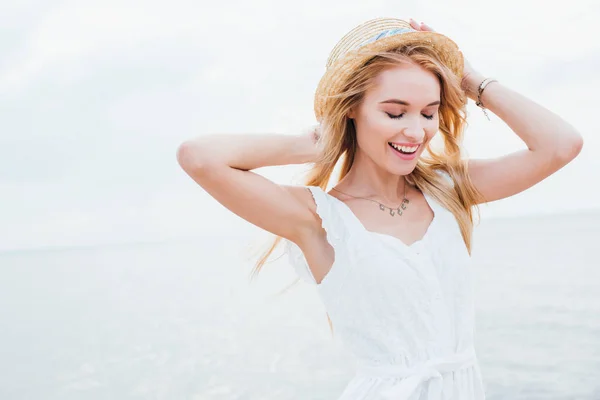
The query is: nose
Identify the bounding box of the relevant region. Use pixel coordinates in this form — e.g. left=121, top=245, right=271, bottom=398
left=402, top=120, right=426, bottom=143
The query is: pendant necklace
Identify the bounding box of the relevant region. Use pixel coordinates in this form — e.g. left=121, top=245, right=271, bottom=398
left=331, top=179, right=410, bottom=217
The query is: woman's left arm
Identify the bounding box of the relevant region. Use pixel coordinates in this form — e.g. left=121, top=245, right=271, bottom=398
left=462, top=73, right=584, bottom=204
left=409, top=18, right=584, bottom=204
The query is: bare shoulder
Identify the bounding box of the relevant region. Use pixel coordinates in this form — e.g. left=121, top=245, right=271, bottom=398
left=282, top=184, right=318, bottom=214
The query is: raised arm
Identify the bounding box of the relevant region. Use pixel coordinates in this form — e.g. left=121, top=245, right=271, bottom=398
left=463, top=74, right=584, bottom=204
left=176, top=130, right=320, bottom=243
left=407, top=18, right=584, bottom=205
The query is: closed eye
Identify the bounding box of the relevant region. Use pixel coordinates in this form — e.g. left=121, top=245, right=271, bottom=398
left=386, top=112, right=435, bottom=120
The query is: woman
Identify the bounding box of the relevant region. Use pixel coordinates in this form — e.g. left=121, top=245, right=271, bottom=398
left=176, top=17, right=583, bottom=400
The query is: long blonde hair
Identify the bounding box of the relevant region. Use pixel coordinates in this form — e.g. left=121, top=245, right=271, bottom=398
left=251, top=43, right=485, bottom=330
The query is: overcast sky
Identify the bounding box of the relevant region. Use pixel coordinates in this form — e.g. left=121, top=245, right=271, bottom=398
left=1, top=0, right=598, bottom=252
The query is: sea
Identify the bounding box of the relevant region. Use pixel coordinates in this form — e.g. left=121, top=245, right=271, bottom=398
left=0, top=210, right=598, bottom=400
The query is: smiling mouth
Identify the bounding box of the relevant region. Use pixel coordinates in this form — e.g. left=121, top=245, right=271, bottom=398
left=388, top=142, right=420, bottom=154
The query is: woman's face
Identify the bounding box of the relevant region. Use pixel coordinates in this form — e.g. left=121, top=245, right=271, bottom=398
left=348, top=62, right=441, bottom=175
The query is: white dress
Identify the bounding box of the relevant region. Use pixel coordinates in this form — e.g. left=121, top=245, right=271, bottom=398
left=284, top=172, right=487, bottom=400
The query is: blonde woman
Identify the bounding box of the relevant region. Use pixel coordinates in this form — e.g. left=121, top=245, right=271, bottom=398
left=176, top=17, right=583, bottom=400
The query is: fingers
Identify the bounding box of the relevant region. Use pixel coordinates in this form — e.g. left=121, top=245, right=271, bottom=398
left=421, top=22, right=435, bottom=32
left=408, top=18, right=419, bottom=29
left=408, top=17, right=435, bottom=32
left=307, top=124, right=322, bottom=144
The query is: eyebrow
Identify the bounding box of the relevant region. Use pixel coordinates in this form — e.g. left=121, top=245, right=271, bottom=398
left=380, top=99, right=440, bottom=106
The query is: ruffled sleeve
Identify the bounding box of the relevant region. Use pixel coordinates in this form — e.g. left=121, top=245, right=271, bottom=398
left=283, top=239, right=316, bottom=284
left=283, top=186, right=348, bottom=285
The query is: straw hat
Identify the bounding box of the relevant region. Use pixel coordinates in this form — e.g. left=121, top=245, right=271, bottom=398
left=314, top=17, right=464, bottom=121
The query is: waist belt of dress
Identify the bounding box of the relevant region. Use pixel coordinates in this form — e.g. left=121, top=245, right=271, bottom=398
left=355, top=347, right=478, bottom=399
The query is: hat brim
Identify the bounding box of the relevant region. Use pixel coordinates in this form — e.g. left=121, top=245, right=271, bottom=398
left=314, top=31, right=464, bottom=121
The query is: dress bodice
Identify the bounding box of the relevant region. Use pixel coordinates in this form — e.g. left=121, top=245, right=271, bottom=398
left=283, top=171, right=486, bottom=399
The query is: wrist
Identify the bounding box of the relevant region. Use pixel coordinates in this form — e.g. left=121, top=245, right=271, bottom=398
left=292, top=131, right=320, bottom=164
left=461, top=72, right=486, bottom=101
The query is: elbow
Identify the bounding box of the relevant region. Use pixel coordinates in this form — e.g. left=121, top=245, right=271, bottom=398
left=571, top=133, right=584, bottom=156
left=554, top=131, right=584, bottom=164
left=565, top=132, right=584, bottom=160
left=176, top=140, right=216, bottom=174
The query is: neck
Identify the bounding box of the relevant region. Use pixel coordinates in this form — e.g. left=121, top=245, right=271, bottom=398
left=336, top=149, right=409, bottom=203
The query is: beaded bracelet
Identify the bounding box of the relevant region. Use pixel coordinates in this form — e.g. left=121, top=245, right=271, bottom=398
left=475, top=78, right=498, bottom=121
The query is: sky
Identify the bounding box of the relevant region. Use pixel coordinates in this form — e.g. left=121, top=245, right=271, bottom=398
left=1, top=0, right=599, bottom=252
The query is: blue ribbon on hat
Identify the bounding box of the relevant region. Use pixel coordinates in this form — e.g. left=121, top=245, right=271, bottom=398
left=359, top=27, right=418, bottom=48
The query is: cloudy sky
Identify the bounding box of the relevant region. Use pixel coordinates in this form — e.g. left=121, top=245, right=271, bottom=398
left=1, top=0, right=598, bottom=252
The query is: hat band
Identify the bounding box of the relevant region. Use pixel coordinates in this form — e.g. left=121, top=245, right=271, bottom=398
left=359, top=27, right=418, bottom=48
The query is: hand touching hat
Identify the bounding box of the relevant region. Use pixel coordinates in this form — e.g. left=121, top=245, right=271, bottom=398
left=408, top=18, right=483, bottom=100
left=314, top=17, right=465, bottom=121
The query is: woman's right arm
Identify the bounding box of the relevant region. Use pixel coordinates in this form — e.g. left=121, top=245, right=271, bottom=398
left=176, top=130, right=321, bottom=244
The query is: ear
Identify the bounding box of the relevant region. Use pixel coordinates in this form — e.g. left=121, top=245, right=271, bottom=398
left=347, top=107, right=356, bottom=119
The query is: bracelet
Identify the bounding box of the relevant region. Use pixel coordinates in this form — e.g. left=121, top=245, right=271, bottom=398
left=475, top=78, right=498, bottom=121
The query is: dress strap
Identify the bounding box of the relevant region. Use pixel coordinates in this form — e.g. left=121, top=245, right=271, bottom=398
left=306, top=186, right=346, bottom=249
left=284, top=186, right=349, bottom=285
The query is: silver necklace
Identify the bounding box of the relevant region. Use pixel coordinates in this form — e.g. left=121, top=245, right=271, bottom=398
left=331, top=180, right=410, bottom=217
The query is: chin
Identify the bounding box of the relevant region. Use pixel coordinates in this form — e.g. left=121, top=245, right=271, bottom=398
left=387, top=146, right=421, bottom=171
left=396, top=167, right=417, bottom=176
left=386, top=162, right=417, bottom=176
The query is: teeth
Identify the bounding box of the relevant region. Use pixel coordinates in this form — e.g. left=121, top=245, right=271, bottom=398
left=390, top=143, right=418, bottom=153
